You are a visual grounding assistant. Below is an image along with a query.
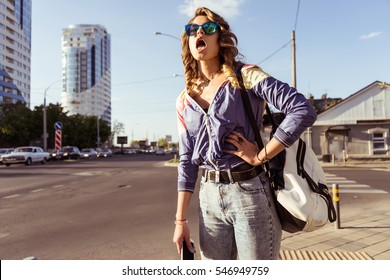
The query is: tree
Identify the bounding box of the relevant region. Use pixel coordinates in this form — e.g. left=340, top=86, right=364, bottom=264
left=31, top=103, right=68, bottom=149
left=110, top=120, right=125, bottom=146
left=0, top=102, right=111, bottom=149
left=61, top=114, right=111, bottom=148
left=0, top=103, right=35, bottom=147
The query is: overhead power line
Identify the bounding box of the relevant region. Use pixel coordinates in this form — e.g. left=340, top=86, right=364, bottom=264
left=294, top=0, right=301, bottom=31
left=256, top=0, right=301, bottom=65
left=256, top=39, right=291, bottom=65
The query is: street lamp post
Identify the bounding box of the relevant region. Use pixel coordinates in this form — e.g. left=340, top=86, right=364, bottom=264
left=43, top=80, right=61, bottom=151
left=97, top=115, right=100, bottom=149
left=154, top=31, right=180, bottom=41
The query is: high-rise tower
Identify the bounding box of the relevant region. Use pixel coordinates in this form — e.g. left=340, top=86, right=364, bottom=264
left=61, top=24, right=111, bottom=123
left=0, top=0, right=32, bottom=106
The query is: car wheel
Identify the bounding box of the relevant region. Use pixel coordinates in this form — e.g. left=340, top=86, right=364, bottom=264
left=25, top=158, right=32, bottom=165
left=5, top=163, right=10, bottom=167
left=41, top=158, right=47, bottom=164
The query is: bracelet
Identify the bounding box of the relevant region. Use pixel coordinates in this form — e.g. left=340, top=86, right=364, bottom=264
left=256, top=153, right=269, bottom=164
left=256, top=146, right=270, bottom=164
left=174, top=219, right=188, bottom=225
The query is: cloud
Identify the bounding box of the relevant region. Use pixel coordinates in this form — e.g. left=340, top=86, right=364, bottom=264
left=359, top=31, right=382, bottom=40
left=178, top=0, right=245, bottom=20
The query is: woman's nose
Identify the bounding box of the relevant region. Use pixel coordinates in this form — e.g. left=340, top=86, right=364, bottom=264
left=196, top=26, right=205, bottom=36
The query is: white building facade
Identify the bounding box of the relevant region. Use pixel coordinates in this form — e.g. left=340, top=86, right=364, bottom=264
left=311, top=81, right=390, bottom=161
left=61, top=24, right=111, bottom=124
left=0, top=0, right=32, bottom=106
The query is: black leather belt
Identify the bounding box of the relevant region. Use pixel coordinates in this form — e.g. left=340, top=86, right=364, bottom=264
left=202, top=164, right=263, bottom=184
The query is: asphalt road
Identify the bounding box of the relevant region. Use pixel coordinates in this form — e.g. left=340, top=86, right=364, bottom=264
left=0, top=156, right=389, bottom=260
left=0, top=154, right=196, bottom=260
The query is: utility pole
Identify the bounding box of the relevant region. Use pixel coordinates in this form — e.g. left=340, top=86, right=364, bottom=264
left=97, top=115, right=100, bottom=148
left=292, top=30, right=312, bottom=148
left=43, top=89, right=47, bottom=151
left=291, top=30, right=297, bottom=88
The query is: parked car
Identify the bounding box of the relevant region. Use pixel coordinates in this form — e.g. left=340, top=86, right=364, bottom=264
left=97, top=148, right=112, bottom=158
left=2, top=146, right=49, bottom=166
left=0, top=148, right=14, bottom=164
left=58, top=146, right=81, bottom=160
left=156, top=146, right=165, bottom=155
left=80, top=148, right=98, bottom=159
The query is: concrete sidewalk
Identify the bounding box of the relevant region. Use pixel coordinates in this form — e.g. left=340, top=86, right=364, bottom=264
left=280, top=207, right=390, bottom=260
left=280, top=160, right=390, bottom=260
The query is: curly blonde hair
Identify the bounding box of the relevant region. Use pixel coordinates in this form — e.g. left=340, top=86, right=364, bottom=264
left=181, top=7, right=244, bottom=96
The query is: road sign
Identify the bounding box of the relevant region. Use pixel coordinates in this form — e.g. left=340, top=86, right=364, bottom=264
left=54, top=121, right=63, bottom=130
left=117, top=136, right=128, bottom=144
left=55, top=130, right=62, bottom=150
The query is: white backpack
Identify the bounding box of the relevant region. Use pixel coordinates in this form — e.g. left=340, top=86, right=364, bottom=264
left=275, top=138, right=336, bottom=232
left=237, top=66, right=336, bottom=233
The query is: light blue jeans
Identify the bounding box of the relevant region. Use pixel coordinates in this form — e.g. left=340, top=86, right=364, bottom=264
left=198, top=172, right=282, bottom=260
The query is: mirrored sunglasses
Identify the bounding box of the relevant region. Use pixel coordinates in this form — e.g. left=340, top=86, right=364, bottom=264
left=184, top=22, right=219, bottom=36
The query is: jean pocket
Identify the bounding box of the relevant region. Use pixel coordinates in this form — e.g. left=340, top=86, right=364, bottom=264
left=234, top=176, right=264, bottom=194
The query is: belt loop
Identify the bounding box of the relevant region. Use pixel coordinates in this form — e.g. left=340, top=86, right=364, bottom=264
left=227, top=169, right=234, bottom=184
left=204, top=170, right=209, bottom=182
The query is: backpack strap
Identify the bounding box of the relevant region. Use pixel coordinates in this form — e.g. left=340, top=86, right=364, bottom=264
left=236, top=65, right=281, bottom=189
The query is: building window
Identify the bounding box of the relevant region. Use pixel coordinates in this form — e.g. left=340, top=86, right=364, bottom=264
left=368, top=128, right=388, bottom=155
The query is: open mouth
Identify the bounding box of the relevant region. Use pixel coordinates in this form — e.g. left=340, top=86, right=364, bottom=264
left=196, top=38, right=207, bottom=51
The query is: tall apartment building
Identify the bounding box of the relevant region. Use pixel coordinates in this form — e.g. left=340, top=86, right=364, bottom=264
left=61, top=24, right=111, bottom=123
left=0, top=0, right=32, bottom=106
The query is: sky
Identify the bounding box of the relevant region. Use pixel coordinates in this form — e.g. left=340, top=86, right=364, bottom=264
left=30, top=0, right=390, bottom=144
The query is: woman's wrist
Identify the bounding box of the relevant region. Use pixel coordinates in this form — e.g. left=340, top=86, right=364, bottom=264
left=256, top=148, right=270, bottom=165
left=174, top=219, right=188, bottom=225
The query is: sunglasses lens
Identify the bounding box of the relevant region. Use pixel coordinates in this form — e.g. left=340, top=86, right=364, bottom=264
left=185, top=22, right=218, bottom=36
left=185, top=24, right=199, bottom=36
left=203, top=22, right=218, bottom=35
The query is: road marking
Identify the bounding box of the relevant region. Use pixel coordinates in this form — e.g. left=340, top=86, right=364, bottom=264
left=338, top=184, right=370, bottom=188
left=31, top=188, right=45, bottom=193
left=52, top=184, right=64, bottom=189
left=327, top=179, right=356, bottom=184
left=73, top=172, right=96, bottom=176
left=325, top=173, right=388, bottom=194
left=338, top=189, right=387, bottom=194
left=371, top=168, right=390, bottom=172
left=0, top=232, right=10, bottom=239
left=3, top=194, right=21, bottom=199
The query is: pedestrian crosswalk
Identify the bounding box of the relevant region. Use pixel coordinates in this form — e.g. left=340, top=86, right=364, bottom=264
left=325, top=173, right=388, bottom=194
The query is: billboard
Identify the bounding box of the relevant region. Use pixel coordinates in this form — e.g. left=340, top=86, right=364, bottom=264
left=117, top=136, right=128, bottom=144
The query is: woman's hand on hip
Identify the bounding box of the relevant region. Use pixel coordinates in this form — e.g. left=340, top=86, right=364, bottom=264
left=224, top=131, right=259, bottom=166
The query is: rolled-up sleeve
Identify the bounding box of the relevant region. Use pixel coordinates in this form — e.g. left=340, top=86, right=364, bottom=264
left=176, top=92, right=199, bottom=192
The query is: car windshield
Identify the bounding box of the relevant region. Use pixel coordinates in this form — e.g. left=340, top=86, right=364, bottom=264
left=61, top=147, right=73, bottom=152
left=15, top=148, right=33, bottom=153
left=82, top=149, right=91, bottom=152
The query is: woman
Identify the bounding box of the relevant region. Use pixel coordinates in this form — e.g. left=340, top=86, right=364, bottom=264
left=173, top=7, right=316, bottom=260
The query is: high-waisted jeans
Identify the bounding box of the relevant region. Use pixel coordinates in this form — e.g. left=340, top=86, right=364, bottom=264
left=198, top=172, right=282, bottom=260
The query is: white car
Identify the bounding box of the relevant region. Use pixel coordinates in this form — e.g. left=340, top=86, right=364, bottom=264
left=2, top=146, right=50, bottom=166
left=0, top=148, right=14, bottom=164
